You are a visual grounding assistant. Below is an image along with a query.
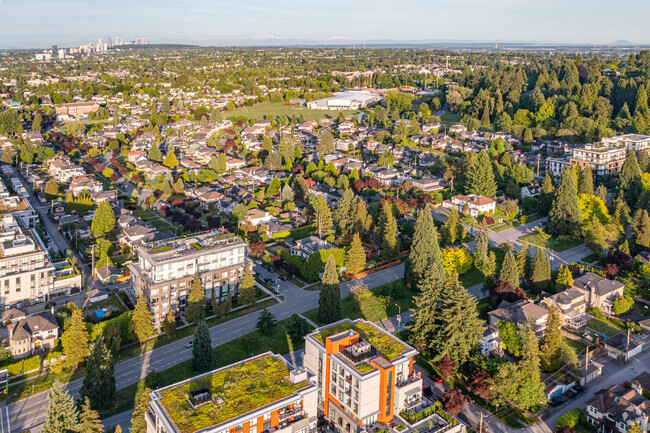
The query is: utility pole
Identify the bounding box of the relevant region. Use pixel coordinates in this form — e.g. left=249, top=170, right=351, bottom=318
left=625, top=328, right=631, bottom=364
left=536, top=154, right=541, bottom=176
left=91, top=244, right=95, bottom=278
left=479, top=412, right=485, bottom=433
left=394, top=303, right=401, bottom=333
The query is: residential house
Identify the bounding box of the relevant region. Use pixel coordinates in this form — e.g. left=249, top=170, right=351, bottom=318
left=488, top=299, right=549, bottom=336
left=448, top=124, right=467, bottom=137
left=521, top=184, right=541, bottom=199
left=225, top=156, right=246, bottom=171
left=290, top=236, right=334, bottom=259
left=96, top=265, right=121, bottom=285
left=603, top=333, right=644, bottom=362
left=631, top=372, right=650, bottom=397
left=7, top=311, right=59, bottom=358
left=584, top=385, right=650, bottom=433
left=572, top=272, right=625, bottom=314
left=118, top=223, right=157, bottom=249
left=541, top=287, right=589, bottom=330
left=442, top=194, right=496, bottom=217
left=411, top=175, right=445, bottom=192
left=69, top=175, right=103, bottom=195
left=479, top=323, right=503, bottom=356
left=246, top=209, right=274, bottom=227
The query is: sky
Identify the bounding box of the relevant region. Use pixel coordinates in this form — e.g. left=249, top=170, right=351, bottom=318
left=1, top=0, right=650, bottom=49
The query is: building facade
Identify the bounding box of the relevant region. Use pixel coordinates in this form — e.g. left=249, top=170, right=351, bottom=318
left=303, top=319, right=422, bottom=433
left=128, top=231, right=246, bottom=327
left=570, top=144, right=626, bottom=178
left=0, top=215, right=54, bottom=310
left=146, top=353, right=318, bottom=433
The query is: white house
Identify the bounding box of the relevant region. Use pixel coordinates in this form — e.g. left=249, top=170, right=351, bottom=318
left=442, top=194, right=496, bottom=217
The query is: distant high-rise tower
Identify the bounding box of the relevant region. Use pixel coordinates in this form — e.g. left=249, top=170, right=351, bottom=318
left=115, top=36, right=120, bottom=46
left=52, top=44, right=57, bottom=54
left=108, top=37, right=112, bottom=48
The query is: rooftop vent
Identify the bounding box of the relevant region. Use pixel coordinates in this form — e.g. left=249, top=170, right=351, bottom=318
left=188, top=387, right=212, bottom=408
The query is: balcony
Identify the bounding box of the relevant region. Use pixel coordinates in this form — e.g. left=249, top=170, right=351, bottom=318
left=278, top=405, right=303, bottom=420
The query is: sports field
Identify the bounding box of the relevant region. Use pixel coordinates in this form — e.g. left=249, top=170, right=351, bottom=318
left=227, top=102, right=364, bottom=122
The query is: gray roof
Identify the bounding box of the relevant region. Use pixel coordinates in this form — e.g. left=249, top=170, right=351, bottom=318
left=573, top=272, right=624, bottom=296
left=603, top=333, right=644, bottom=352
left=8, top=312, right=58, bottom=342
left=585, top=385, right=650, bottom=425
left=632, top=372, right=650, bottom=392
left=488, top=299, right=548, bottom=324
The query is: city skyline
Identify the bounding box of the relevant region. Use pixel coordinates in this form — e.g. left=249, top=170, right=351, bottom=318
left=2, top=0, right=650, bottom=49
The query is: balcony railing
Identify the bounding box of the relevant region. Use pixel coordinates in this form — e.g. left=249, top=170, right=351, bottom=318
left=278, top=406, right=303, bottom=420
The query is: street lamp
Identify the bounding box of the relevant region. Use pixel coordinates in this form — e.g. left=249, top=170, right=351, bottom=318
left=395, top=303, right=401, bottom=333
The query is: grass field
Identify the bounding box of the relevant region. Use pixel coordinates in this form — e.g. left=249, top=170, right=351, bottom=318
left=228, top=102, right=364, bottom=122
left=440, top=111, right=462, bottom=128
left=520, top=231, right=583, bottom=253
left=587, top=317, right=624, bottom=337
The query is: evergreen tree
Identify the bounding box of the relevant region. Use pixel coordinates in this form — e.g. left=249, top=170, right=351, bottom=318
left=287, top=314, right=311, bottom=345
left=353, top=197, right=372, bottom=235
left=131, top=296, right=154, bottom=348
left=639, top=151, right=650, bottom=172
left=405, top=206, right=445, bottom=291
left=309, top=194, right=333, bottom=239
left=443, top=209, right=464, bottom=245
left=191, top=321, right=213, bottom=372
left=292, top=176, right=309, bottom=201
left=548, top=166, right=583, bottom=238
left=346, top=233, right=366, bottom=273
left=45, top=179, right=59, bottom=197
left=77, top=398, right=104, bottom=433
left=409, top=263, right=447, bottom=357
left=147, top=143, right=162, bottom=162
left=540, top=305, right=563, bottom=371
left=529, top=249, right=551, bottom=292
left=499, top=251, right=520, bottom=289
left=281, top=183, right=294, bottom=202
left=580, top=167, right=594, bottom=195
left=595, top=184, right=608, bottom=203
left=585, top=217, right=608, bottom=253
left=32, top=113, right=43, bottom=132
left=186, top=277, right=206, bottom=324
left=256, top=308, right=277, bottom=336
left=429, top=281, right=484, bottom=365
left=91, top=201, right=116, bottom=238
left=61, top=308, right=89, bottom=368
left=516, top=240, right=531, bottom=281
left=381, top=203, right=399, bottom=260
left=130, top=388, right=152, bottom=433
left=218, top=153, right=227, bottom=173
left=42, top=382, right=78, bottom=433
left=80, top=338, right=116, bottom=409
left=618, top=150, right=643, bottom=208
left=317, top=255, right=341, bottom=324
left=164, top=309, right=177, bottom=338
left=538, top=172, right=555, bottom=214
left=632, top=209, right=650, bottom=249
left=317, top=131, right=335, bottom=154
left=555, top=265, right=573, bottom=291
left=333, top=189, right=355, bottom=234
left=466, top=150, right=497, bottom=197
left=266, top=177, right=281, bottom=198
left=162, top=150, right=179, bottom=169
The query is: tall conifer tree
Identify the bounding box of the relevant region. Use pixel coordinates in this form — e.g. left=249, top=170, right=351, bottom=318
left=548, top=166, right=583, bottom=238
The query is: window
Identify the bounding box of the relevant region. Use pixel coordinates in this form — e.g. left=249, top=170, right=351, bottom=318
left=249, top=418, right=256, bottom=426
left=263, top=413, right=271, bottom=421
left=250, top=428, right=257, bottom=433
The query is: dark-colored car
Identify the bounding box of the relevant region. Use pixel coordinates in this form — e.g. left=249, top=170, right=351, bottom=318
left=264, top=277, right=273, bottom=284
left=565, top=389, right=577, bottom=399
left=573, top=385, right=585, bottom=395
left=428, top=373, right=443, bottom=383
left=550, top=397, right=564, bottom=407
left=279, top=275, right=288, bottom=281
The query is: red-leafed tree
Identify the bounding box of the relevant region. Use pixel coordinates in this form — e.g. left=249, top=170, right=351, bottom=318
left=437, top=356, right=456, bottom=378
left=469, top=368, right=495, bottom=402
left=489, top=279, right=527, bottom=303
left=250, top=241, right=267, bottom=257
left=441, top=388, right=467, bottom=416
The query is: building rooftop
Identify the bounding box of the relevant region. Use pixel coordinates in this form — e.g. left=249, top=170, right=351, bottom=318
left=155, top=353, right=310, bottom=433
left=142, top=230, right=245, bottom=261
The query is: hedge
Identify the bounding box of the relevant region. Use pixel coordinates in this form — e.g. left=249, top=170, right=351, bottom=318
left=89, top=310, right=135, bottom=343
left=0, top=353, right=42, bottom=376
left=289, top=225, right=313, bottom=241
left=556, top=408, right=581, bottom=429
left=272, top=231, right=291, bottom=240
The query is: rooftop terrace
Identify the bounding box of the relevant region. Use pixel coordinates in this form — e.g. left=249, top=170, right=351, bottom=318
left=157, top=354, right=309, bottom=433
left=143, top=230, right=244, bottom=260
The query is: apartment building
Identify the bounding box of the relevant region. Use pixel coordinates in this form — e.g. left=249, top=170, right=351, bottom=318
left=54, top=102, right=100, bottom=119
left=128, top=231, right=246, bottom=327
left=602, top=134, right=650, bottom=153
left=146, top=353, right=318, bottom=433
left=303, top=319, right=422, bottom=433
left=0, top=215, right=54, bottom=310
left=570, top=143, right=627, bottom=178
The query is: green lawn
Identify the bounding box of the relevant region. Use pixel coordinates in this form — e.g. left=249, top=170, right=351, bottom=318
left=440, top=111, right=462, bottom=128
left=82, top=291, right=125, bottom=313
left=99, top=317, right=311, bottom=418
left=520, top=231, right=583, bottom=252
left=228, top=102, right=364, bottom=122
left=580, top=253, right=600, bottom=264
left=587, top=317, right=624, bottom=337
left=563, top=337, right=588, bottom=354
left=459, top=267, right=484, bottom=288
left=303, top=280, right=415, bottom=326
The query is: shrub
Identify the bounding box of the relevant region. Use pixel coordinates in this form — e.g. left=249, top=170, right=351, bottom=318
left=612, top=295, right=634, bottom=315
left=556, top=408, right=581, bottom=429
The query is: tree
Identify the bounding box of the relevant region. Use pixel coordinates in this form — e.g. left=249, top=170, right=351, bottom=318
left=585, top=217, right=608, bottom=253
left=353, top=197, right=372, bottom=235
left=443, top=209, right=464, bottom=245
left=231, top=203, right=248, bottom=225
left=499, top=251, right=520, bottom=289
left=266, top=176, right=281, bottom=198
left=436, top=355, right=456, bottom=378
left=595, top=184, right=608, bottom=203
left=632, top=209, right=650, bottom=249
left=346, top=233, right=366, bottom=273
left=281, top=183, right=294, bottom=202
left=538, top=172, right=555, bottom=214
left=61, top=308, right=89, bottom=368
left=293, top=176, right=309, bottom=201
left=317, top=130, right=335, bottom=154
left=42, top=382, right=78, bottom=433
left=45, top=179, right=59, bottom=197
left=163, top=309, right=176, bottom=338
left=529, top=249, right=551, bottom=292
left=91, top=201, right=116, bottom=238
left=429, top=280, right=484, bottom=365
left=218, top=153, right=227, bottom=173
left=240, top=265, right=255, bottom=291
left=333, top=189, right=355, bottom=234
left=239, top=286, right=257, bottom=309
left=495, top=321, right=521, bottom=356
left=191, top=321, right=213, bottom=372
left=80, top=338, right=116, bottom=409
left=406, top=205, right=445, bottom=291
left=555, top=265, right=573, bottom=291
left=619, top=150, right=643, bottom=208
left=131, top=296, right=154, bottom=348
left=381, top=202, right=399, bottom=260
left=466, top=150, right=497, bottom=197
left=317, top=255, right=341, bottom=324
left=77, top=398, right=104, bottom=433
left=256, top=308, right=277, bottom=336
left=32, top=113, right=43, bottom=132
left=130, top=387, right=152, bottom=433
left=409, top=262, right=447, bottom=356
left=309, top=194, right=333, bottom=239
left=540, top=305, right=563, bottom=371
left=147, top=143, right=162, bottom=162
left=186, top=277, right=206, bottom=324
left=441, top=388, right=467, bottom=417
left=516, top=240, right=531, bottom=280
left=548, top=166, right=583, bottom=238
left=580, top=167, right=594, bottom=195
left=469, top=368, right=495, bottom=402
left=287, top=314, right=311, bottom=344
left=162, top=150, right=179, bottom=169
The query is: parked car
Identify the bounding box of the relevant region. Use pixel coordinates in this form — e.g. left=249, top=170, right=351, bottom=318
left=279, top=275, right=288, bottom=281
left=428, top=373, right=443, bottom=383
left=186, top=341, right=193, bottom=348
left=255, top=260, right=263, bottom=265
left=264, top=277, right=273, bottom=284
left=550, top=397, right=564, bottom=407
left=573, top=385, right=585, bottom=395
left=565, top=389, right=577, bottom=399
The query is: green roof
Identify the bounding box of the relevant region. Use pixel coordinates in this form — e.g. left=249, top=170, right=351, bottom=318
left=159, top=355, right=308, bottom=433
left=314, top=320, right=409, bottom=361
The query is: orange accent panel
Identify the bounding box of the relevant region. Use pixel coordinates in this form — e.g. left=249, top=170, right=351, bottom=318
left=324, top=331, right=360, bottom=418
left=409, top=357, right=413, bottom=376
left=371, top=358, right=395, bottom=424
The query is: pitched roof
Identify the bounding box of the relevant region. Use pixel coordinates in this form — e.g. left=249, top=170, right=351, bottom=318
left=573, top=272, right=625, bottom=296
left=8, top=312, right=58, bottom=342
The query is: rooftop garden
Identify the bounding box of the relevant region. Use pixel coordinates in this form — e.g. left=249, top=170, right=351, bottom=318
left=314, top=320, right=408, bottom=361
left=149, top=245, right=173, bottom=253
left=355, top=362, right=374, bottom=374
left=159, top=355, right=308, bottom=433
